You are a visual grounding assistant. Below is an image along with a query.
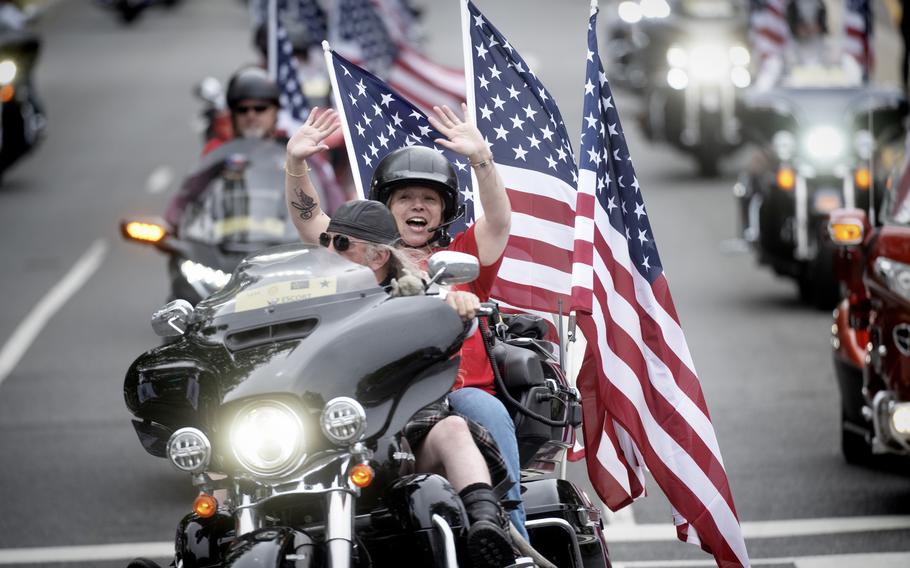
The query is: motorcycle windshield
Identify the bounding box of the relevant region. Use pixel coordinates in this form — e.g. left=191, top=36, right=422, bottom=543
left=194, top=243, right=379, bottom=320
left=179, top=140, right=300, bottom=251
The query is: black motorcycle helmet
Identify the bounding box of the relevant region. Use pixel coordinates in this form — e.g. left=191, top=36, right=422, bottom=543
left=225, top=66, right=281, bottom=110
left=369, top=146, right=461, bottom=246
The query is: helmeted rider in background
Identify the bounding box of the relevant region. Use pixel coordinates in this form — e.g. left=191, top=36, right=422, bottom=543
left=281, top=105, right=530, bottom=542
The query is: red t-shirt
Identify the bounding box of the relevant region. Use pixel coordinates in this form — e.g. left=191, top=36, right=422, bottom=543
left=442, top=225, right=504, bottom=395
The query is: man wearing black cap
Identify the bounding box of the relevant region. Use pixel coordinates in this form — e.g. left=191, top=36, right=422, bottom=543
left=322, top=199, right=518, bottom=567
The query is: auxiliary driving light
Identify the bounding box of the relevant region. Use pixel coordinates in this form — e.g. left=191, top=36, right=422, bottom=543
left=829, top=221, right=864, bottom=245
left=193, top=494, right=218, bottom=518
left=123, top=221, right=166, bottom=243
left=167, top=428, right=212, bottom=474
left=0, top=60, right=17, bottom=85
left=321, top=397, right=367, bottom=445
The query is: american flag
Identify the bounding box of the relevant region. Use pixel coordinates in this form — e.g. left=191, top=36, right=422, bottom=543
left=749, top=0, right=789, bottom=64
left=324, top=47, right=475, bottom=234
left=270, top=0, right=310, bottom=129
left=843, top=0, right=874, bottom=78
left=571, top=5, right=749, bottom=567
left=462, top=0, right=578, bottom=314
left=293, top=0, right=327, bottom=46
left=331, top=0, right=465, bottom=116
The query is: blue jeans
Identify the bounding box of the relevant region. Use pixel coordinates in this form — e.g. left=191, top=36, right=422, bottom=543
left=448, top=387, right=528, bottom=540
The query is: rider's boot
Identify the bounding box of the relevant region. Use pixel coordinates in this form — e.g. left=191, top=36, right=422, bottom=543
left=459, top=482, right=516, bottom=568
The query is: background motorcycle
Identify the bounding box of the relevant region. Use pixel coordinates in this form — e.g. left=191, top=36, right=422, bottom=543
left=628, top=0, right=750, bottom=176
left=121, top=138, right=312, bottom=306
left=122, top=247, right=609, bottom=568
left=734, top=67, right=907, bottom=308
left=0, top=16, right=45, bottom=183
left=829, top=153, right=910, bottom=467
left=94, top=0, right=181, bottom=25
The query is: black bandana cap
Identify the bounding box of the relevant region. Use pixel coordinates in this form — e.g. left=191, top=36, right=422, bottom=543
left=327, top=200, right=401, bottom=245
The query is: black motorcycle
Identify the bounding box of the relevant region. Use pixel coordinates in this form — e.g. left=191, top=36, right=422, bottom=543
left=0, top=20, right=45, bottom=183
left=735, top=66, right=907, bottom=307
left=122, top=246, right=610, bottom=567
left=121, top=138, right=330, bottom=306
left=629, top=0, right=750, bottom=176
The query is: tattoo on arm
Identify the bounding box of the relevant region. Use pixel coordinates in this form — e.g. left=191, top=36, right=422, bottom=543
left=290, top=187, right=317, bottom=220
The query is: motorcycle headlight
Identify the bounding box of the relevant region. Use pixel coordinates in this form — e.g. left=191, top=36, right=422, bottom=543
left=230, top=400, right=306, bottom=478
left=689, top=45, right=728, bottom=81
left=180, top=260, right=231, bottom=290
left=0, top=60, right=17, bottom=85
left=321, top=397, right=366, bottom=445
left=666, top=45, right=688, bottom=68
left=804, top=126, right=845, bottom=162
left=167, top=427, right=212, bottom=474
left=730, top=67, right=751, bottom=89
left=667, top=68, right=688, bottom=90
left=729, top=46, right=750, bottom=67
left=640, top=0, right=671, bottom=19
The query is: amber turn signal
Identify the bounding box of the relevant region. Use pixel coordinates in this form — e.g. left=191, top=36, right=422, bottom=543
left=193, top=494, right=218, bottom=518
left=0, top=84, right=14, bottom=103
left=124, top=221, right=166, bottom=243
left=349, top=463, right=375, bottom=488
left=776, top=167, right=796, bottom=191
left=854, top=167, right=871, bottom=190
left=829, top=222, right=864, bottom=245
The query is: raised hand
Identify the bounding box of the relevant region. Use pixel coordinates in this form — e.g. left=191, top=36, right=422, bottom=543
left=428, top=103, right=492, bottom=163
left=287, top=107, right=340, bottom=163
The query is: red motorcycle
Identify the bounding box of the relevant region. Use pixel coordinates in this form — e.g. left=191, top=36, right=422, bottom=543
left=829, top=152, right=910, bottom=467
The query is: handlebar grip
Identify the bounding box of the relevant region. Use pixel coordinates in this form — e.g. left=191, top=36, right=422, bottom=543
left=477, top=302, right=496, bottom=317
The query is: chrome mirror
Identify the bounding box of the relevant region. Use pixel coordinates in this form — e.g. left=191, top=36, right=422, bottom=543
left=151, top=299, right=195, bottom=337
left=194, top=76, right=224, bottom=106
left=427, top=251, right=480, bottom=286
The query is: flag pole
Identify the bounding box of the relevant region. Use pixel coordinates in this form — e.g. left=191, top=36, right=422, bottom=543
left=323, top=41, right=367, bottom=200
left=459, top=0, right=482, bottom=216
left=268, top=0, right=278, bottom=80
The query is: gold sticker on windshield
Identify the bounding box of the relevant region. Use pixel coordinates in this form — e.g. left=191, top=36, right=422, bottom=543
left=234, top=277, right=338, bottom=312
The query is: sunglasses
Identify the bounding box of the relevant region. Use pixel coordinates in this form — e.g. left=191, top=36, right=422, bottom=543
left=319, top=232, right=365, bottom=252
left=235, top=104, right=271, bottom=115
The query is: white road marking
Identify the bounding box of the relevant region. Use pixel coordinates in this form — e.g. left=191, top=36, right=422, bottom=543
left=613, top=552, right=910, bottom=568
left=602, top=514, right=910, bottom=542
left=0, top=542, right=172, bottom=565
left=0, top=239, right=109, bottom=387
left=2, top=516, right=909, bottom=564
left=145, top=165, right=175, bottom=194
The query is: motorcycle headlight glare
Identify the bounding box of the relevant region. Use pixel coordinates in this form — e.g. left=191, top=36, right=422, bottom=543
left=180, top=260, right=231, bottom=290
left=641, top=0, right=671, bottom=19
left=690, top=45, right=727, bottom=81
left=167, top=427, right=212, bottom=474
left=666, top=45, right=687, bottom=68
left=875, top=257, right=910, bottom=303
left=731, top=67, right=751, bottom=89
left=0, top=60, right=17, bottom=85
left=667, top=68, right=688, bottom=90
left=891, top=403, right=910, bottom=437
left=617, top=1, right=642, bottom=23
left=804, top=126, right=845, bottom=162
left=230, top=400, right=306, bottom=478
left=321, top=397, right=366, bottom=445
left=729, top=46, right=750, bottom=67
left=772, top=131, right=796, bottom=161
left=853, top=130, right=874, bottom=161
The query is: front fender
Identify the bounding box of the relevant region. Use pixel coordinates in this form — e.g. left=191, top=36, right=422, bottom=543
left=223, top=527, right=317, bottom=568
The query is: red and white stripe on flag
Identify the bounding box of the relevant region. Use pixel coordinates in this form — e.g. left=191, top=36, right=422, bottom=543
left=572, top=5, right=749, bottom=566
left=843, top=0, right=874, bottom=73
left=387, top=45, right=466, bottom=116
left=750, top=0, right=790, bottom=63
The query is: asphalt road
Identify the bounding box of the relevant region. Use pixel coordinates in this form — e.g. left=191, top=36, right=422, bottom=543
left=0, top=1, right=908, bottom=567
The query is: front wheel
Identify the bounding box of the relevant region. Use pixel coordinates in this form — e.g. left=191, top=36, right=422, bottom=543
left=841, top=410, right=873, bottom=466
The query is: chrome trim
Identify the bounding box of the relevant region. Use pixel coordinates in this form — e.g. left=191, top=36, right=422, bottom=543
left=431, top=514, right=459, bottom=568
left=794, top=172, right=809, bottom=260
left=526, top=517, right=582, bottom=567
left=842, top=170, right=856, bottom=210
left=893, top=324, right=910, bottom=356
left=325, top=488, right=354, bottom=568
